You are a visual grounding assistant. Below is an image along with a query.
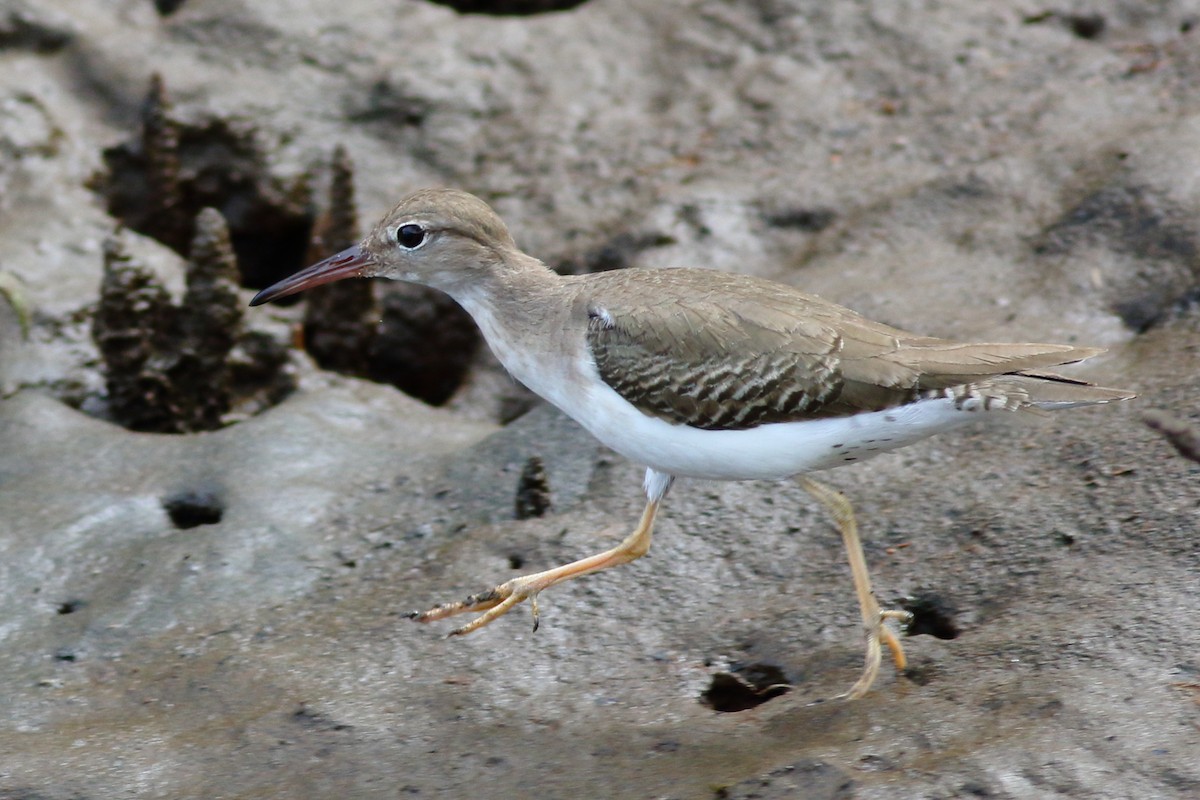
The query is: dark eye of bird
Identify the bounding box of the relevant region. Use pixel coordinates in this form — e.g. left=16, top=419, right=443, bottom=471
left=396, top=224, right=426, bottom=249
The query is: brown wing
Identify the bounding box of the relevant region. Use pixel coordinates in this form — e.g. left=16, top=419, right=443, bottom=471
left=582, top=269, right=1108, bottom=430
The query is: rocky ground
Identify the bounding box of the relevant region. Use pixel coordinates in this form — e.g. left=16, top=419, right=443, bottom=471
left=1, top=1, right=1198, bottom=797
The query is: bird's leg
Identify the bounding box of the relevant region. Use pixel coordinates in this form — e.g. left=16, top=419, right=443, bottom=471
left=797, top=477, right=912, bottom=699
left=409, top=499, right=661, bottom=635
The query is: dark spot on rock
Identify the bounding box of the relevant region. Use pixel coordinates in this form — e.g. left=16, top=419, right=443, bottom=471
left=53, top=649, right=77, bottom=662
left=701, top=662, right=791, bottom=712
left=1066, top=13, right=1105, bottom=39
left=761, top=206, right=837, bottom=232
left=960, top=780, right=996, bottom=796
left=507, top=553, right=525, bottom=570
left=56, top=600, right=84, bottom=615
left=515, top=456, right=552, bottom=519
left=426, top=0, right=589, bottom=16
left=154, top=0, right=188, bottom=15
left=903, top=591, right=960, bottom=640
left=162, top=489, right=224, bottom=529
left=292, top=703, right=353, bottom=731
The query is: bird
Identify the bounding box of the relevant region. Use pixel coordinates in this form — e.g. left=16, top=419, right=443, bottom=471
left=250, top=187, right=1133, bottom=699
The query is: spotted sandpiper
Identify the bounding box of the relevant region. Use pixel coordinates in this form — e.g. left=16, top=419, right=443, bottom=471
left=251, top=188, right=1133, bottom=699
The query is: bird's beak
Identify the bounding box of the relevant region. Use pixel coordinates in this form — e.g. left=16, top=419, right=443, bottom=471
left=249, top=245, right=373, bottom=306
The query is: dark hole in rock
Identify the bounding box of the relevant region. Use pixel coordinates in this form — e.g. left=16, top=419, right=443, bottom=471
left=701, top=662, right=791, bottom=712
left=162, top=490, right=224, bottom=529
left=1066, top=13, right=1106, bottom=39
left=231, top=215, right=316, bottom=296
left=507, top=553, right=525, bottom=569
left=154, top=0, right=188, bottom=14
left=425, top=0, right=589, bottom=15
left=56, top=600, right=84, bottom=615
left=54, top=650, right=77, bottom=662
left=903, top=592, right=960, bottom=640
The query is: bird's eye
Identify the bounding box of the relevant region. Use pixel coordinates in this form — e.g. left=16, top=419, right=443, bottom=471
left=396, top=223, right=426, bottom=249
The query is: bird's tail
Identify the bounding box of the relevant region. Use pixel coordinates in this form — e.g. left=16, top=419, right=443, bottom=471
left=1000, top=369, right=1135, bottom=411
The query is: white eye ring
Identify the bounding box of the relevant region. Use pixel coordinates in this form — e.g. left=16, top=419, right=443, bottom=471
left=395, top=223, right=426, bottom=249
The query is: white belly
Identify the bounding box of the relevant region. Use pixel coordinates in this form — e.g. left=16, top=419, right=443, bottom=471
left=467, top=301, right=986, bottom=482
left=578, top=379, right=977, bottom=480
left=524, top=353, right=981, bottom=481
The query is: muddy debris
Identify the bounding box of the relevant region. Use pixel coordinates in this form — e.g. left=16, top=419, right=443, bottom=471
left=514, top=455, right=552, bottom=519
left=91, top=211, right=294, bottom=433
left=301, top=144, right=379, bottom=376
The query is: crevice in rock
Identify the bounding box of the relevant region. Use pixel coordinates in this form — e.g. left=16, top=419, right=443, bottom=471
left=903, top=591, right=961, bottom=640
left=701, top=662, right=791, bottom=712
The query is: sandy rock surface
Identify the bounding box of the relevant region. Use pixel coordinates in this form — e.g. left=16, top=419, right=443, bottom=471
left=2, top=1, right=1198, bottom=797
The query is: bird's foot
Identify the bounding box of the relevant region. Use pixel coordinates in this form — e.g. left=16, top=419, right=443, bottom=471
left=408, top=500, right=662, bottom=637
left=841, top=607, right=913, bottom=701
left=407, top=573, right=548, bottom=635
left=880, top=608, right=913, bottom=669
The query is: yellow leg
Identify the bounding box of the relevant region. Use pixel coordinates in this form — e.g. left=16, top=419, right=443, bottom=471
left=798, top=477, right=912, bottom=699
left=409, top=499, right=661, bottom=635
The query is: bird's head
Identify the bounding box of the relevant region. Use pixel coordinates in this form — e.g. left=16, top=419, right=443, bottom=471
left=250, top=188, right=519, bottom=306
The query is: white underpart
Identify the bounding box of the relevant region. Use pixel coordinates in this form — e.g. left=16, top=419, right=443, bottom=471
left=460, top=294, right=1000, bottom=488
left=579, top=368, right=987, bottom=481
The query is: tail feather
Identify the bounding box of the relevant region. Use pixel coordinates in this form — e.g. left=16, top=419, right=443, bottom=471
left=1002, top=370, right=1135, bottom=410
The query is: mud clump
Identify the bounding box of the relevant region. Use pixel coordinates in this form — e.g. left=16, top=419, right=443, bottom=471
left=92, top=210, right=294, bottom=433
left=301, top=144, right=378, bottom=376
